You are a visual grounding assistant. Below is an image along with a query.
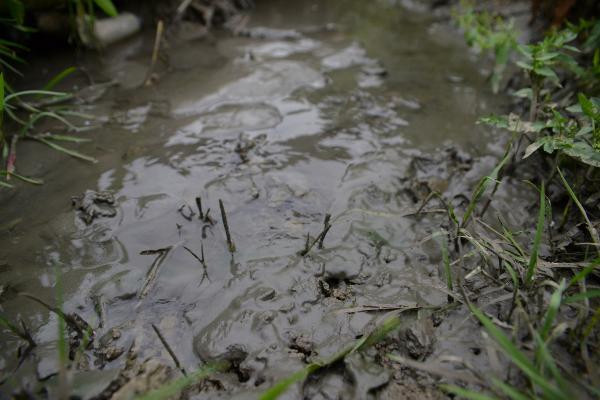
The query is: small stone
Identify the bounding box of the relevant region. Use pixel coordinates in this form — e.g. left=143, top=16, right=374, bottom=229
left=105, top=346, right=125, bottom=361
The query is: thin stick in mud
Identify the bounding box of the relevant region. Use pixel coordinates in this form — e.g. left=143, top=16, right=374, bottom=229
left=219, top=199, right=236, bottom=253
left=299, top=214, right=334, bottom=256
left=195, top=196, right=204, bottom=220
left=144, top=20, right=164, bottom=86
left=152, top=323, right=187, bottom=376
left=318, top=214, right=332, bottom=249
left=138, top=247, right=171, bottom=299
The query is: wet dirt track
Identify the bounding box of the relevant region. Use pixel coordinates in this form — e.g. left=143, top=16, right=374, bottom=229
left=0, top=0, right=534, bottom=398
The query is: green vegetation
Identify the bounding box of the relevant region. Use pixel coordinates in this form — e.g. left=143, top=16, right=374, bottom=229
left=448, top=2, right=600, bottom=398
left=0, top=1, right=117, bottom=187
left=457, top=0, right=600, bottom=168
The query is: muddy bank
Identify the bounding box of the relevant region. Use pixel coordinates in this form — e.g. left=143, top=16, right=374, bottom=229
left=0, top=0, right=550, bottom=398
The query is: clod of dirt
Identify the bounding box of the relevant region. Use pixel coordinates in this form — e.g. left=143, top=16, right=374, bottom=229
left=318, top=278, right=353, bottom=301
left=71, top=190, right=117, bottom=224
left=399, top=317, right=436, bottom=360
left=288, top=333, right=314, bottom=360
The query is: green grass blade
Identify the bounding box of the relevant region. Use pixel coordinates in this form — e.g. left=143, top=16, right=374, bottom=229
left=568, top=259, right=600, bottom=288
left=41, top=134, right=91, bottom=143
left=54, top=264, right=69, bottom=399
left=1, top=72, right=4, bottom=143
left=461, top=146, right=511, bottom=228
left=526, top=182, right=545, bottom=285
left=21, top=111, right=79, bottom=134
left=503, top=261, right=519, bottom=290
left=491, top=378, right=530, bottom=400
left=540, top=279, right=565, bottom=340
left=564, top=289, right=600, bottom=304
left=0, top=314, right=23, bottom=338
left=469, top=305, right=563, bottom=399
left=0, top=73, right=4, bottom=114
left=350, top=315, right=402, bottom=352
left=35, top=137, right=97, bottom=163
left=4, top=90, right=67, bottom=102
left=43, top=67, right=77, bottom=91
left=259, top=365, right=319, bottom=400
left=134, top=361, right=229, bottom=400
left=0, top=180, right=14, bottom=188
left=532, top=331, right=570, bottom=396
left=434, top=231, right=453, bottom=292
left=259, top=315, right=401, bottom=400
left=0, top=170, right=43, bottom=185
left=558, top=167, right=600, bottom=257
left=0, top=57, right=24, bottom=77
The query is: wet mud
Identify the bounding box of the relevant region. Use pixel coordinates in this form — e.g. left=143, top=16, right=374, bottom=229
left=0, top=0, right=536, bottom=398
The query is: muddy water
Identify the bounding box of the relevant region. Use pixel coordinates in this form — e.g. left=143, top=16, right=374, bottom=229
left=0, top=0, right=520, bottom=398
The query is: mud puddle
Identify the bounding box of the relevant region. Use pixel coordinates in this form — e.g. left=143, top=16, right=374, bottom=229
left=0, top=0, right=530, bottom=398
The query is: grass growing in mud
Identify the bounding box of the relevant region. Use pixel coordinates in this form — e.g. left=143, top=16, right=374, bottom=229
left=0, top=0, right=124, bottom=188
left=423, top=1, right=600, bottom=398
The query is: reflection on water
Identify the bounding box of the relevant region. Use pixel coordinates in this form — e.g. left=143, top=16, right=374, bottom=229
left=0, top=0, right=512, bottom=397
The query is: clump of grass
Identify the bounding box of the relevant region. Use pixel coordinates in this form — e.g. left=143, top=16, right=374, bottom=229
left=0, top=0, right=123, bottom=188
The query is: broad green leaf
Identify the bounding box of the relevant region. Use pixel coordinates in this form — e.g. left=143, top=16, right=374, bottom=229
left=578, top=93, right=599, bottom=119
left=534, top=66, right=560, bottom=84
left=562, top=141, right=600, bottom=167
left=515, top=60, right=533, bottom=70
left=93, top=0, right=118, bottom=17
left=513, top=88, right=532, bottom=99
left=536, top=51, right=560, bottom=61
left=523, top=139, right=545, bottom=159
